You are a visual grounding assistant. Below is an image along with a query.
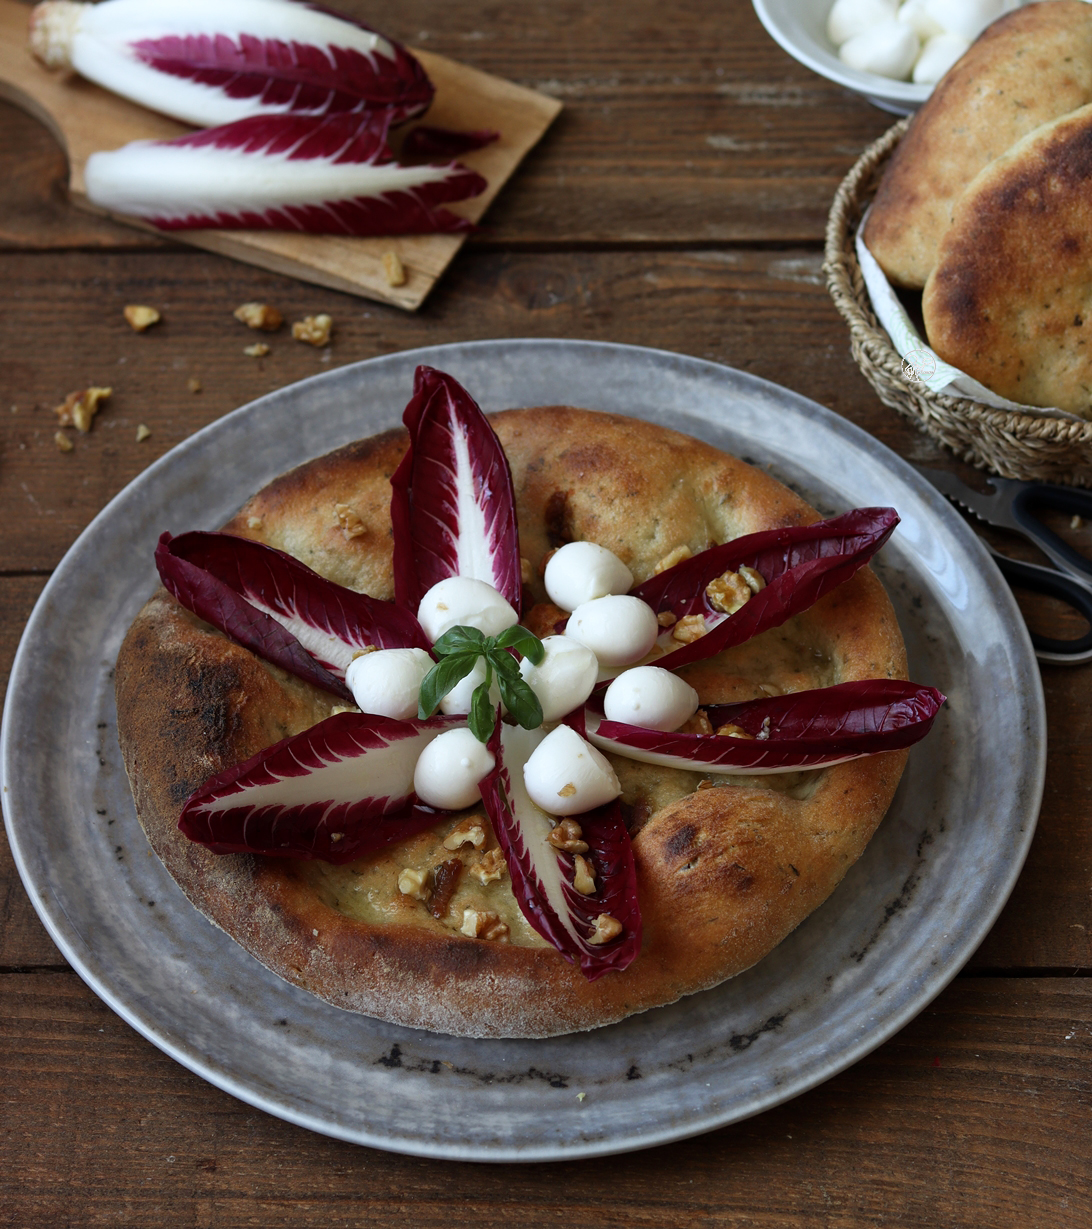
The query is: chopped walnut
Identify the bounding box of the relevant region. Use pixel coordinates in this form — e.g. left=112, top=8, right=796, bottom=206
left=243, top=343, right=270, bottom=358
left=679, top=709, right=713, bottom=736
left=246, top=516, right=263, bottom=530
left=716, top=723, right=755, bottom=739
left=738, top=565, right=766, bottom=594
left=54, top=386, right=111, bottom=433
left=656, top=610, right=677, bottom=628
left=547, top=819, right=589, bottom=854
left=428, top=859, right=463, bottom=919
left=557, top=783, right=578, bottom=798
left=520, top=556, right=533, bottom=586
left=460, top=909, right=509, bottom=941
left=382, top=250, right=407, bottom=286
left=54, top=430, right=73, bottom=453
left=705, top=570, right=752, bottom=614
left=334, top=502, right=367, bottom=540
left=187, top=376, right=203, bottom=395
left=123, top=305, right=160, bottom=332
left=135, top=424, right=151, bottom=442
left=572, top=854, right=596, bottom=895
left=654, top=544, right=693, bottom=574
left=351, top=645, right=378, bottom=661
left=329, top=704, right=360, bottom=715
left=397, top=867, right=430, bottom=902
left=588, top=914, right=623, bottom=945
left=234, top=302, right=283, bottom=331
left=756, top=716, right=772, bottom=741
left=696, top=778, right=717, bottom=790
left=292, top=313, right=333, bottom=346
left=758, top=682, right=783, bottom=698
left=471, top=846, right=507, bottom=885
left=443, top=817, right=487, bottom=851
left=671, top=614, right=707, bottom=644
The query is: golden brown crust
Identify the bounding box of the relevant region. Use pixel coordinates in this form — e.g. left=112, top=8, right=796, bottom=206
left=864, top=1, right=1092, bottom=289
left=116, top=407, right=908, bottom=1037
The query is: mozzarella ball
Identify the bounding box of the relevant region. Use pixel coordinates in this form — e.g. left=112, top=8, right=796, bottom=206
left=417, top=576, right=518, bottom=643
left=923, top=0, right=1002, bottom=41
left=564, top=595, right=659, bottom=668
left=912, top=30, right=970, bottom=82
left=603, top=666, right=700, bottom=732
left=413, top=727, right=495, bottom=810
left=519, top=636, right=599, bottom=723
left=897, top=0, right=944, bottom=40
left=345, top=647, right=432, bottom=720
left=543, top=541, right=634, bottom=613
left=522, top=725, right=621, bottom=817
left=827, top=0, right=898, bottom=46
left=839, top=21, right=919, bottom=77
left=439, top=655, right=501, bottom=716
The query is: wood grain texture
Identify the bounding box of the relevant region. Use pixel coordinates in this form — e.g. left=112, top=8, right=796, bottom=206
left=1, top=973, right=1090, bottom=1226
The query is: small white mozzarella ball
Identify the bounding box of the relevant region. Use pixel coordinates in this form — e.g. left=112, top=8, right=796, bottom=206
left=839, top=21, right=919, bottom=78
left=519, top=636, right=599, bottom=723
left=439, top=655, right=501, bottom=716
left=564, top=595, right=659, bottom=668
left=345, top=648, right=432, bottom=720
left=827, top=0, right=898, bottom=46
left=543, top=541, right=634, bottom=613
left=924, top=0, right=1002, bottom=41
left=413, top=727, right=495, bottom=810
left=522, top=725, right=621, bottom=817
left=897, top=0, right=944, bottom=40
left=603, top=666, right=700, bottom=732
left=416, top=576, right=518, bottom=643
left=912, top=30, right=971, bottom=82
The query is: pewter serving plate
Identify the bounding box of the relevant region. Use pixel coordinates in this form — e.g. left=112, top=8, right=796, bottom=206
left=1, top=340, right=1044, bottom=1160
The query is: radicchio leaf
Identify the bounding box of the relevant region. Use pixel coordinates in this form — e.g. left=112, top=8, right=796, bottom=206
left=156, top=531, right=430, bottom=699
left=400, top=127, right=500, bottom=160
left=390, top=366, right=522, bottom=612
left=179, top=712, right=456, bottom=863
left=629, top=508, right=900, bottom=671
left=478, top=725, right=641, bottom=980
left=84, top=114, right=486, bottom=236
left=584, top=680, right=945, bottom=774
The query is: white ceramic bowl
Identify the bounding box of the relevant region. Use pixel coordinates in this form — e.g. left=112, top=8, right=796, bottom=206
left=753, top=0, right=931, bottom=114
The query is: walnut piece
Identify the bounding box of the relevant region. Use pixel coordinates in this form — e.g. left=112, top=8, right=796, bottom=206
left=246, top=515, right=263, bottom=529
left=656, top=610, right=677, bottom=628
left=679, top=709, right=713, bottom=736
left=187, top=376, right=203, bottom=394
left=234, top=302, right=283, bottom=331
left=520, top=556, right=533, bottom=585
left=292, top=314, right=333, bottom=346
left=547, top=819, right=589, bottom=854
left=123, top=305, right=160, bottom=332
left=716, top=722, right=754, bottom=739
left=654, top=544, right=692, bottom=574
left=382, top=250, right=407, bottom=286
left=705, top=570, right=752, bottom=614
left=334, top=502, right=367, bottom=540
left=135, top=424, right=151, bottom=442
left=397, top=868, right=430, bottom=902
left=739, top=565, right=767, bottom=594
left=572, top=854, right=596, bottom=895
left=443, top=817, right=487, bottom=851
left=53, top=430, right=73, bottom=453
left=470, top=846, right=507, bottom=885
left=588, top=914, right=623, bottom=945
left=54, top=386, right=111, bottom=433
left=243, top=343, right=270, bottom=358
left=671, top=614, right=707, bottom=644
left=460, top=909, right=509, bottom=941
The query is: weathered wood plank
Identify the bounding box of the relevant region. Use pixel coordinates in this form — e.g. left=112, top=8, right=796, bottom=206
left=1, top=973, right=1089, bottom=1226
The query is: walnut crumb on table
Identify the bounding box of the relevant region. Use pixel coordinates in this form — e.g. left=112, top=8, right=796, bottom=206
left=233, top=302, right=283, bottom=331
left=53, top=430, right=73, bottom=453
left=382, top=250, right=407, bottom=286
left=292, top=314, right=333, bottom=346
left=54, top=387, right=111, bottom=433
left=135, top=424, right=151, bottom=442
left=187, top=377, right=202, bottom=394
left=123, top=305, right=160, bottom=332
left=244, top=343, right=270, bottom=358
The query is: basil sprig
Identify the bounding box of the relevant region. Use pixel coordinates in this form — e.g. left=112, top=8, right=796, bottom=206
left=418, top=625, right=546, bottom=743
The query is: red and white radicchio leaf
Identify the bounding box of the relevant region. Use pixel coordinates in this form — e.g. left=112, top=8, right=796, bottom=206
left=156, top=531, right=430, bottom=699
left=390, top=366, right=523, bottom=612
left=584, top=680, right=945, bottom=774
left=31, top=0, right=434, bottom=129
left=400, top=126, right=499, bottom=160
left=478, top=725, right=641, bottom=980
left=84, top=113, right=486, bottom=236
left=629, top=508, right=900, bottom=671
left=179, top=712, right=456, bottom=863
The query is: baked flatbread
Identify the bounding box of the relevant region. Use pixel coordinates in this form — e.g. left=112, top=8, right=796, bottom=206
left=115, top=408, right=909, bottom=1037
left=922, top=103, right=1092, bottom=416
left=864, top=1, right=1092, bottom=289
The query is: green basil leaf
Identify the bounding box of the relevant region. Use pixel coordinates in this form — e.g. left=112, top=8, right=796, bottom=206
left=431, top=625, right=485, bottom=658
left=417, top=653, right=478, bottom=719
left=496, top=673, right=544, bottom=731
left=468, top=680, right=498, bottom=743
left=494, top=625, right=545, bottom=665
left=487, top=647, right=522, bottom=680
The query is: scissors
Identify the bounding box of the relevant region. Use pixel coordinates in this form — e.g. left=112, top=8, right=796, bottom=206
left=915, top=467, right=1092, bottom=665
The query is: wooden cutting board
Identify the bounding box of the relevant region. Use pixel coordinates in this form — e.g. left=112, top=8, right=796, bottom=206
left=0, top=0, right=560, bottom=309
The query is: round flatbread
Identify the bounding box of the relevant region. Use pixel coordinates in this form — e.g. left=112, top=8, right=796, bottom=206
left=115, top=407, right=909, bottom=1038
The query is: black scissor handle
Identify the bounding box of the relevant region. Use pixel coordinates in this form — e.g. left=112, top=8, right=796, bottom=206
left=990, top=550, right=1092, bottom=664
left=1010, top=483, right=1092, bottom=585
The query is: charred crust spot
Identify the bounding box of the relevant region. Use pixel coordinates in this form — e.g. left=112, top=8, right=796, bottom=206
left=664, top=823, right=697, bottom=861
left=544, top=490, right=574, bottom=548
left=722, top=861, right=755, bottom=894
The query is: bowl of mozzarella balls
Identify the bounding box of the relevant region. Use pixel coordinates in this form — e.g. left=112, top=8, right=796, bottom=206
left=753, top=0, right=1023, bottom=113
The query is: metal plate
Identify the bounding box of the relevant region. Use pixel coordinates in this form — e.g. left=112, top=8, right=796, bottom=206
left=0, top=340, right=1045, bottom=1160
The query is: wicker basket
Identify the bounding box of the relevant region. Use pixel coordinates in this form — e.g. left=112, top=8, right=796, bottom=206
left=823, top=118, right=1092, bottom=487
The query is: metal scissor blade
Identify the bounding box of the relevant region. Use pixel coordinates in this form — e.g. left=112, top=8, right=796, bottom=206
left=914, top=466, right=1017, bottom=530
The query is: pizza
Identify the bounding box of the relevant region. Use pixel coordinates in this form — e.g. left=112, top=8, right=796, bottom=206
left=114, top=368, right=941, bottom=1038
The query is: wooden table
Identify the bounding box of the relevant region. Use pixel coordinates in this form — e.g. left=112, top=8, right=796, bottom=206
left=2, top=1, right=1089, bottom=1222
